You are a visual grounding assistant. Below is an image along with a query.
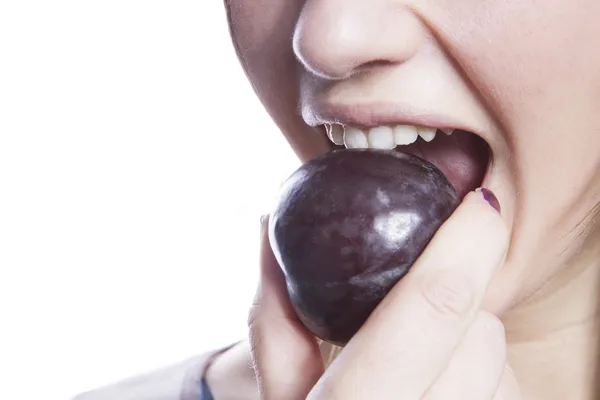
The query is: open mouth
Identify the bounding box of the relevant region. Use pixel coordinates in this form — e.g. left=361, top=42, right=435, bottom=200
left=324, top=124, right=491, bottom=199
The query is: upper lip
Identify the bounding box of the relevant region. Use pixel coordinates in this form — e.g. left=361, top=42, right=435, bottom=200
left=303, top=101, right=480, bottom=134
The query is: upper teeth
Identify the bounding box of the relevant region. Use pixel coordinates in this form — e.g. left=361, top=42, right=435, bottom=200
left=325, top=124, right=454, bottom=149
left=326, top=124, right=345, bottom=146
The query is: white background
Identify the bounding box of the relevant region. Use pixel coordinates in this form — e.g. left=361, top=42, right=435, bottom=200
left=0, top=2, right=300, bottom=399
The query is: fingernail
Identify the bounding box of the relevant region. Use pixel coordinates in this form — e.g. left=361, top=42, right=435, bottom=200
left=477, top=188, right=501, bottom=214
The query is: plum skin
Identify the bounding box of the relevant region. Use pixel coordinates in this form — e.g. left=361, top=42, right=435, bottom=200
left=269, top=149, right=460, bottom=346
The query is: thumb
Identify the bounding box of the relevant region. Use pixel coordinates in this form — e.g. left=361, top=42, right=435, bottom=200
left=248, top=216, right=324, bottom=400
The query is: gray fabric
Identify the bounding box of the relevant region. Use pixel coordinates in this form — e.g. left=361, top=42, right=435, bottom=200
left=71, top=353, right=215, bottom=400
left=199, top=378, right=214, bottom=400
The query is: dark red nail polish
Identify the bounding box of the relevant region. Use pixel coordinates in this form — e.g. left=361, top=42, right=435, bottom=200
left=479, top=188, right=501, bottom=214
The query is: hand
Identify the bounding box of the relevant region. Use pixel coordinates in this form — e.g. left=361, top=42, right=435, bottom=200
left=248, top=190, right=522, bottom=400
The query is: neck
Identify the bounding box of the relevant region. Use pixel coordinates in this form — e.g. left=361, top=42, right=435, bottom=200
left=503, top=247, right=600, bottom=400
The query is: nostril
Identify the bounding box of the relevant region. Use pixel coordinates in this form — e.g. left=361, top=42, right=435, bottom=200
left=354, top=59, right=397, bottom=74
left=361, top=59, right=395, bottom=69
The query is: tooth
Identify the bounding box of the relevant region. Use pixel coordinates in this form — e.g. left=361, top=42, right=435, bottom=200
left=344, top=127, right=368, bottom=149
left=368, top=126, right=395, bottom=149
left=417, top=127, right=437, bottom=142
left=326, top=124, right=345, bottom=145
left=441, top=128, right=455, bottom=135
left=393, top=125, right=418, bottom=145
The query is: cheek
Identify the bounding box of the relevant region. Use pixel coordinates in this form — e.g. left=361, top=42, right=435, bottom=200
left=434, top=0, right=600, bottom=306
left=227, top=0, right=301, bottom=86
left=226, top=0, right=329, bottom=159
left=440, top=0, right=600, bottom=216
left=437, top=0, right=600, bottom=129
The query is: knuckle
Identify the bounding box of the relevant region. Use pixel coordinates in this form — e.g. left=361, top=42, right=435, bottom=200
left=477, top=311, right=506, bottom=343
left=420, top=272, right=475, bottom=318
left=471, top=312, right=507, bottom=359
left=481, top=312, right=505, bottom=334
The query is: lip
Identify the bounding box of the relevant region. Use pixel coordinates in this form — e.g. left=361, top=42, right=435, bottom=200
left=303, top=100, right=495, bottom=197
left=303, top=101, right=486, bottom=138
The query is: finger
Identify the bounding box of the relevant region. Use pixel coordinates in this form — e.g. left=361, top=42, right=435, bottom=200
left=309, top=189, right=509, bottom=400
left=423, top=312, right=507, bottom=400
left=248, top=216, right=324, bottom=400
left=493, top=365, right=523, bottom=400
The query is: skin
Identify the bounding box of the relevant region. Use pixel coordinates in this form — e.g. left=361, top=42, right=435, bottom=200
left=206, top=0, right=600, bottom=398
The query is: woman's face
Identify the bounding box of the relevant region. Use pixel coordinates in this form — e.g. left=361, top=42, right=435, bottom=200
left=225, top=0, right=600, bottom=315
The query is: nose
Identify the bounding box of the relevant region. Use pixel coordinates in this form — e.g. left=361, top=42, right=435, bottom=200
left=293, top=0, right=425, bottom=79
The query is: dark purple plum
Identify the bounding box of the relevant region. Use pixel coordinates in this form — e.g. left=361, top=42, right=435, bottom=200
left=268, top=149, right=460, bottom=345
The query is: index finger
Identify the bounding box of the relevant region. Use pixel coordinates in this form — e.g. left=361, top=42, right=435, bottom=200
left=309, top=189, right=509, bottom=400
left=248, top=217, right=324, bottom=400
